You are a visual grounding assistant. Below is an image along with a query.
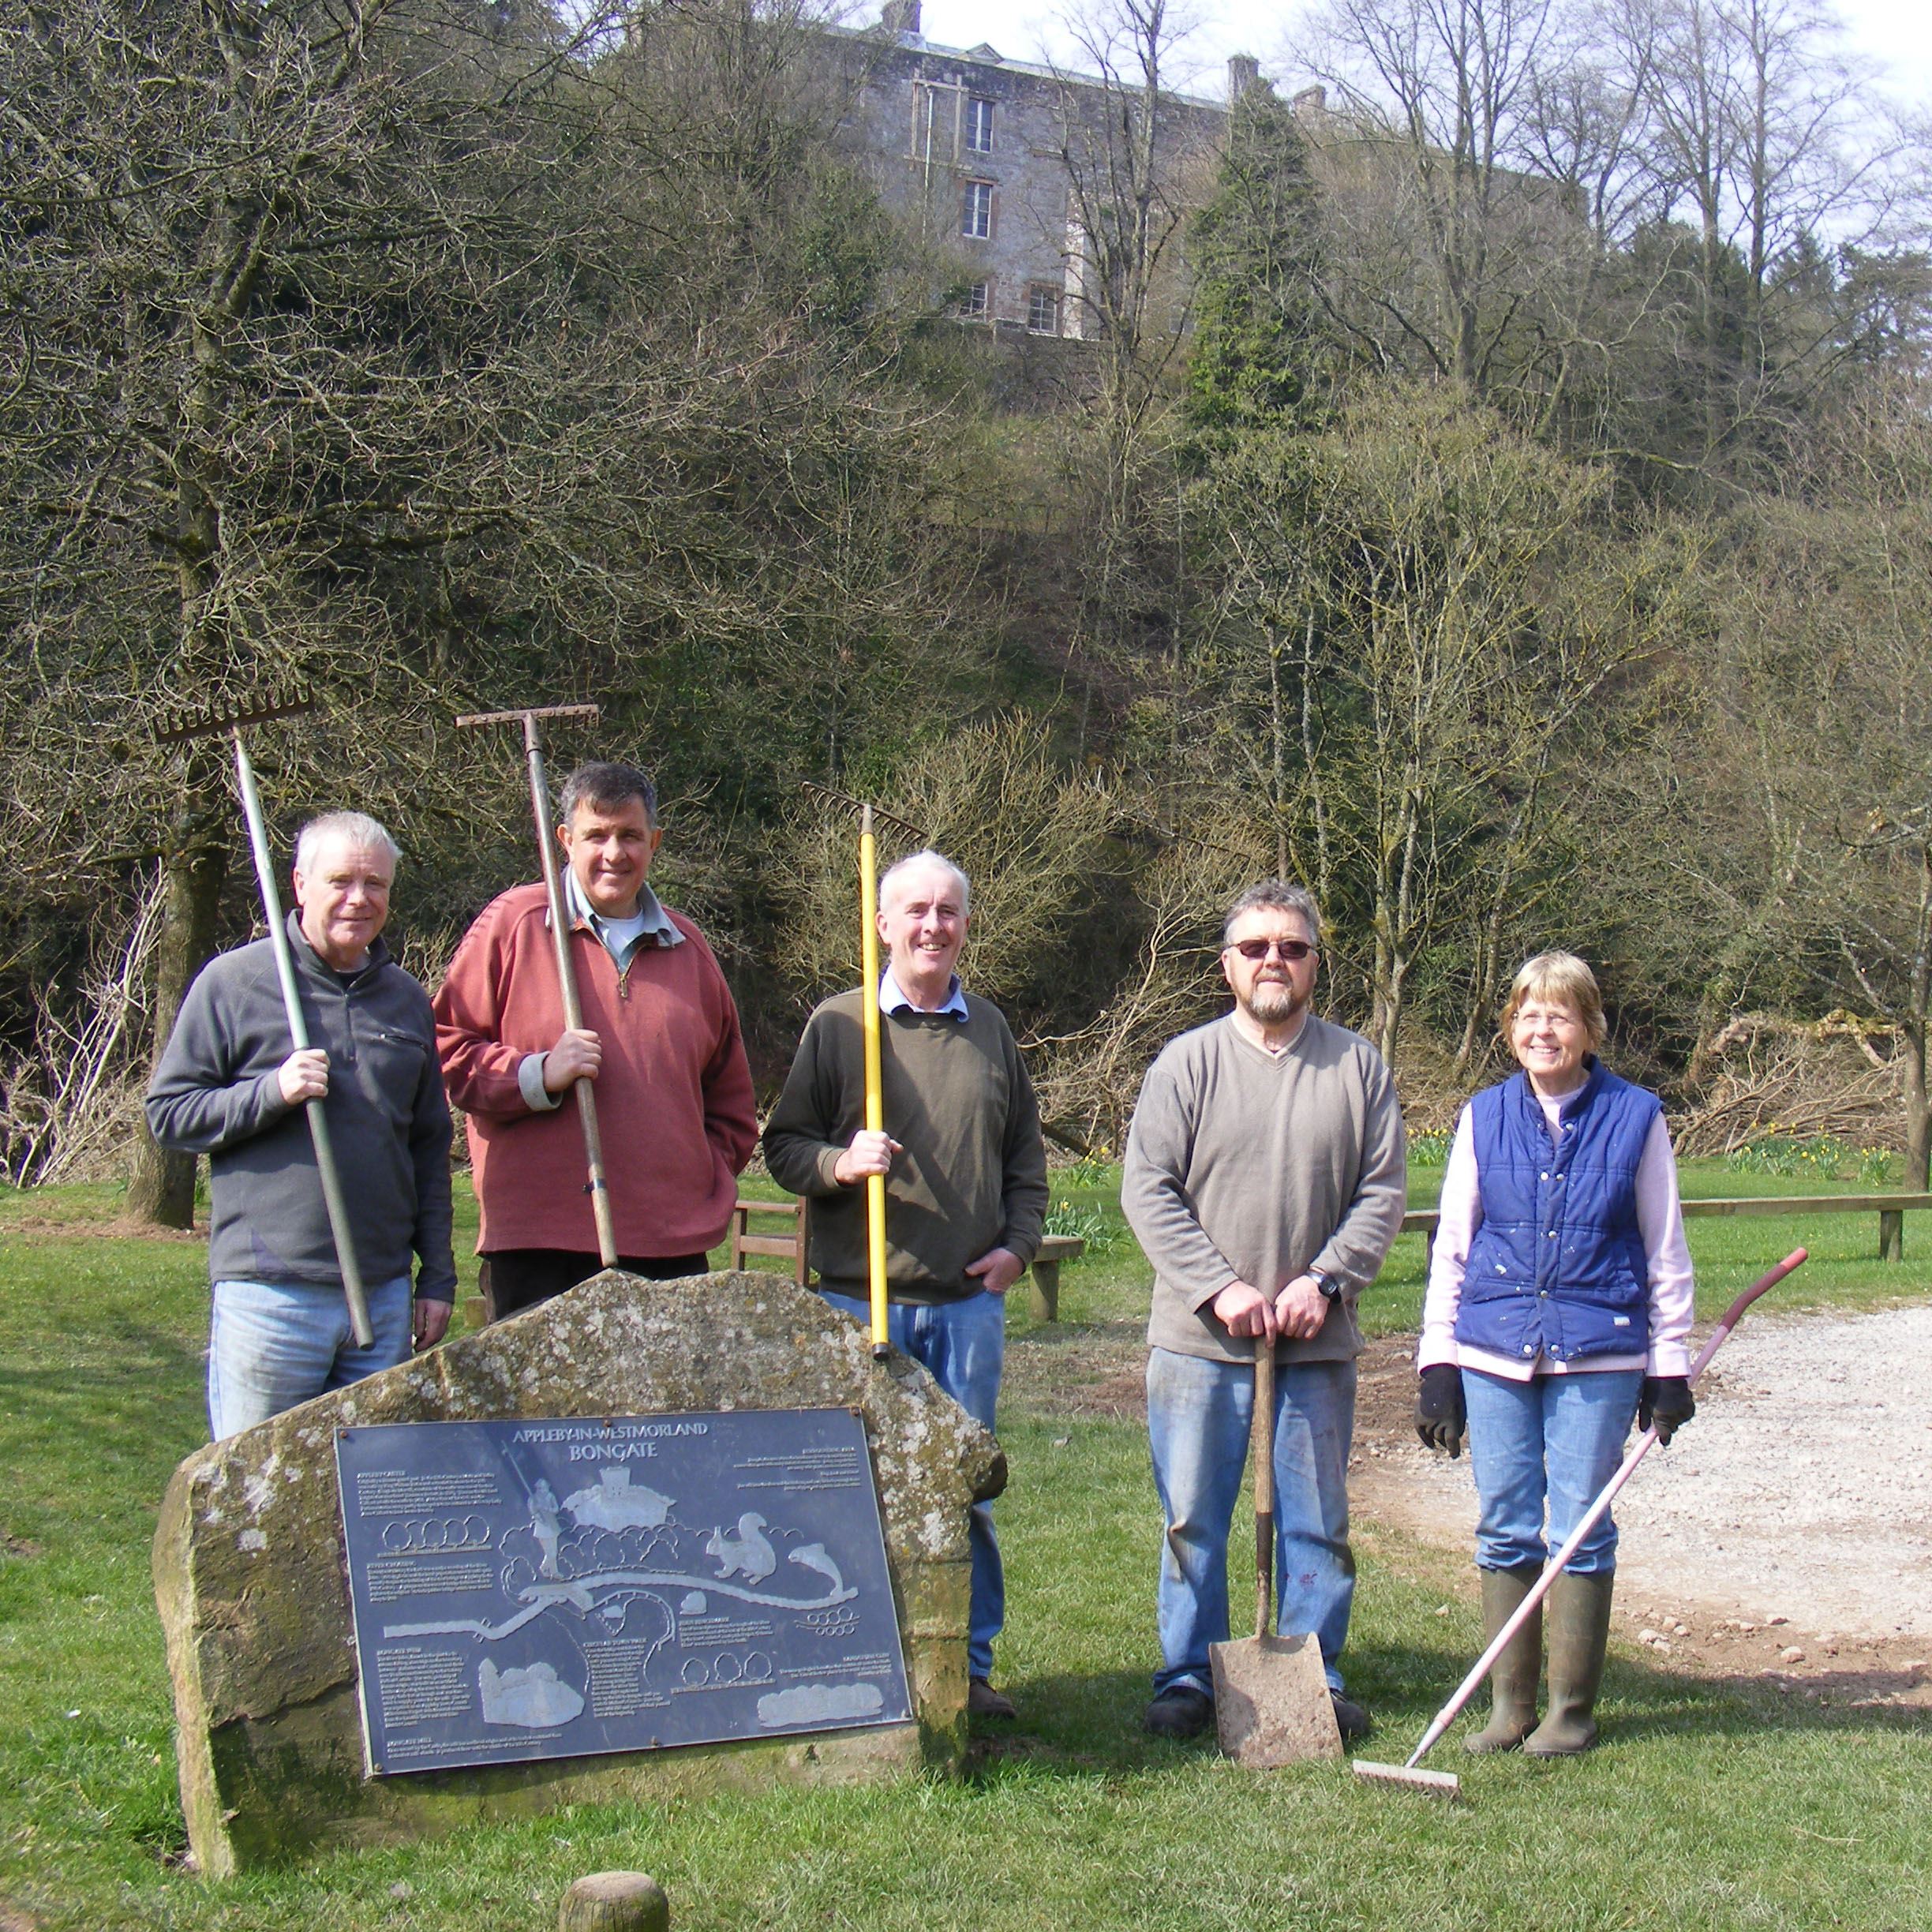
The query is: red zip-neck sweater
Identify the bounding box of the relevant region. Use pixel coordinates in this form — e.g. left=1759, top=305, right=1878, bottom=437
left=434, top=883, right=758, bottom=1257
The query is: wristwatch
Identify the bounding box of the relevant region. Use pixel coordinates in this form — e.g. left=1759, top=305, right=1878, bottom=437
left=1309, top=1268, right=1345, bottom=1301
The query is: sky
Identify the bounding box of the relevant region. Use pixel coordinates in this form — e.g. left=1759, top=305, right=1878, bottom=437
left=889, top=0, right=1932, bottom=114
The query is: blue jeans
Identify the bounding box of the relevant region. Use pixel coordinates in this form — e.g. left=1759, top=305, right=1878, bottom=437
left=1146, top=1347, right=1357, bottom=1698
left=1462, top=1368, right=1643, bottom=1574
left=822, top=1289, right=1005, bottom=1681
left=208, top=1275, right=414, bottom=1440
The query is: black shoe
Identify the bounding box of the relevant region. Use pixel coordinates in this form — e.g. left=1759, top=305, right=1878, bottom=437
left=1142, top=1686, right=1215, bottom=1739
left=1330, top=1691, right=1371, bottom=1743
left=968, top=1677, right=1017, bottom=1720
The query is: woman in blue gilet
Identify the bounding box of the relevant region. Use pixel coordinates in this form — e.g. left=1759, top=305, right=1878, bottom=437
left=1412, top=952, right=1697, bottom=1756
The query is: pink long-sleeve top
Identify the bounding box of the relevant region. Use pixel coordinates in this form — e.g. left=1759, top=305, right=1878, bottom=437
left=1418, top=1092, right=1695, bottom=1380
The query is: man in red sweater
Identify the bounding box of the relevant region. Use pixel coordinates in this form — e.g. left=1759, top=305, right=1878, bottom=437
left=434, top=761, right=758, bottom=1319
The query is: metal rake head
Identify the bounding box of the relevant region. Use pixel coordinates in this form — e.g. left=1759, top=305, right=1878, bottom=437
left=153, top=685, right=317, bottom=744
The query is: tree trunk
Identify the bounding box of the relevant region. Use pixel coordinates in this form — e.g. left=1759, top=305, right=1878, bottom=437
left=125, top=788, right=230, bottom=1227
left=1904, top=1024, right=1929, bottom=1192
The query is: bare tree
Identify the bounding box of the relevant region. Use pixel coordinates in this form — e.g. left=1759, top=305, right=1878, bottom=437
left=1296, top=0, right=1571, bottom=400
left=1188, top=384, right=1687, bottom=1060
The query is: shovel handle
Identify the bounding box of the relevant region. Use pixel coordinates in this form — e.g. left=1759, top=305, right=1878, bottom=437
left=1252, top=1343, right=1274, bottom=1641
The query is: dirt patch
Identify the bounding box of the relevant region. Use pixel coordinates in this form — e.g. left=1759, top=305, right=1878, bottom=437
left=0, top=1212, right=204, bottom=1241
left=1006, top=1305, right=1932, bottom=1711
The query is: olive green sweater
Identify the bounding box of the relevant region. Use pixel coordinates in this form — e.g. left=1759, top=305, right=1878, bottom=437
left=763, top=989, right=1049, bottom=1305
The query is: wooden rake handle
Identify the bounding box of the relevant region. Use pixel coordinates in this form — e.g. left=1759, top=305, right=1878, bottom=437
left=456, top=702, right=617, bottom=1269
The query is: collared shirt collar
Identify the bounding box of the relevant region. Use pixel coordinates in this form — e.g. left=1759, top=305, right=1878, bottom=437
left=879, top=965, right=968, bottom=1020
left=564, top=868, right=683, bottom=969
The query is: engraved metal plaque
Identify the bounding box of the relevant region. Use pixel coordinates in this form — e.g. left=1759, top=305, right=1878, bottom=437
left=335, top=1410, right=912, bottom=1776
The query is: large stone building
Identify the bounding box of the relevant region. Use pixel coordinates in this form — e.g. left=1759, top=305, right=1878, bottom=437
left=833, top=0, right=1244, bottom=340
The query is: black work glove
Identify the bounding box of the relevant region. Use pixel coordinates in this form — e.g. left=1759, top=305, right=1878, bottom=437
left=1414, top=1364, right=1466, bottom=1457
left=1638, top=1375, right=1695, bottom=1444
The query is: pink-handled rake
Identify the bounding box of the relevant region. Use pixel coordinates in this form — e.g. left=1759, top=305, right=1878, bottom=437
left=1352, top=1245, right=1810, bottom=1799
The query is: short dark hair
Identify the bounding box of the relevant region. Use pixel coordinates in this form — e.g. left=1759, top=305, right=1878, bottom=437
left=558, top=761, right=657, bottom=827
left=1220, top=880, right=1322, bottom=949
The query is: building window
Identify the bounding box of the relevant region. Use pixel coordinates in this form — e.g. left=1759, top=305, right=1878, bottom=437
left=965, top=96, right=994, bottom=152
left=958, top=279, right=990, bottom=318
left=1027, top=283, right=1062, bottom=335
left=961, top=179, right=993, bottom=239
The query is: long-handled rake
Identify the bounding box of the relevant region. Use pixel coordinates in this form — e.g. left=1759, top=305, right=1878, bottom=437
left=800, top=781, right=921, bottom=1359
left=1353, top=1245, right=1810, bottom=1799
left=455, top=703, right=616, bottom=1271
left=155, top=690, right=375, bottom=1349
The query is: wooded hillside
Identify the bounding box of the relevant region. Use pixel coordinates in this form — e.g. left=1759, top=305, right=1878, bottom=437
left=6, top=0, right=1930, bottom=1206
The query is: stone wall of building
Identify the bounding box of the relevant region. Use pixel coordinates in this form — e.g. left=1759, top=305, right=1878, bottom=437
left=831, top=1, right=1234, bottom=340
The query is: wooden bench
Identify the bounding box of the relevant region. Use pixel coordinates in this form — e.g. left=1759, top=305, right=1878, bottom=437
left=728, top=1199, right=1085, bottom=1320
left=1399, top=1192, right=1932, bottom=1262
left=728, top=1196, right=809, bottom=1285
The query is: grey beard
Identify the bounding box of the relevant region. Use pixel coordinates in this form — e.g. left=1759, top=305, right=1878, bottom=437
left=1243, top=982, right=1303, bottom=1026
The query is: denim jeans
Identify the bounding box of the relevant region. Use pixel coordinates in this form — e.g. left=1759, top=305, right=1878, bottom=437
left=208, top=1275, right=414, bottom=1440
left=1146, top=1346, right=1358, bottom=1699
left=1462, top=1367, right=1644, bottom=1574
left=822, top=1288, right=1005, bottom=1680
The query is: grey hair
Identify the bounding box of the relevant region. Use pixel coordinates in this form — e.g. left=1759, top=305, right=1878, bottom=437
left=1221, top=879, right=1321, bottom=949
left=294, top=811, right=399, bottom=874
left=559, top=761, right=657, bottom=827
left=879, top=848, right=970, bottom=916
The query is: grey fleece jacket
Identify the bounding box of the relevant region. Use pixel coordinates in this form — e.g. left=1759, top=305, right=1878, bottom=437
left=145, top=915, right=456, bottom=1301
left=1122, top=1013, right=1406, bottom=1365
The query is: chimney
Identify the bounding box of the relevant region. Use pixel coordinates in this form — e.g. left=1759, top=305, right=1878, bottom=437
left=1227, top=54, right=1260, bottom=101
left=1291, top=83, right=1327, bottom=114
left=881, top=0, right=921, bottom=36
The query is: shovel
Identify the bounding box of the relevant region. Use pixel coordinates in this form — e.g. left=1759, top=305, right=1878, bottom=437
left=1209, top=1342, right=1344, bottom=1766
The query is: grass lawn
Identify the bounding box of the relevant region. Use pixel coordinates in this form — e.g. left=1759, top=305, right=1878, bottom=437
left=2, top=1168, right=1929, bottom=1930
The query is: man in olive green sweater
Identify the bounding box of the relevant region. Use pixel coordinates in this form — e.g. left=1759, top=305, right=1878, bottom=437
left=1123, top=881, right=1406, bottom=1743
left=765, top=850, right=1048, bottom=1718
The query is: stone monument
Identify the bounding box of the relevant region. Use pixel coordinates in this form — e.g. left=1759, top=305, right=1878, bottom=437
left=152, top=1268, right=1004, bottom=1876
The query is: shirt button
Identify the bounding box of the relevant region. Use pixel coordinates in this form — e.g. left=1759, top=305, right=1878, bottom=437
left=1546, top=1230, right=1557, bottom=1239
left=1522, top=1345, right=1535, bottom=1355
left=1540, top=1172, right=1548, bottom=1181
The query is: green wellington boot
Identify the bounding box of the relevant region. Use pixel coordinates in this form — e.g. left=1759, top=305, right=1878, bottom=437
left=1523, top=1570, right=1615, bottom=1757
left=1465, top=1564, right=1543, bottom=1754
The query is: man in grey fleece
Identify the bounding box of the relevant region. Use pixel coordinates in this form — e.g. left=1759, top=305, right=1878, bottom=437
left=147, top=811, right=455, bottom=1439
left=1122, top=881, right=1405, bottom=1743
left=764, top=849, right=1048, bottom=1720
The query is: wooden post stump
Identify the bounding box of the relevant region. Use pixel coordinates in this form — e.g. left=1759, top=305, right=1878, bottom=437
left=1880, top=1208, right=1904, bottom=1262
left=559, top=1870, right=669, bottom=1931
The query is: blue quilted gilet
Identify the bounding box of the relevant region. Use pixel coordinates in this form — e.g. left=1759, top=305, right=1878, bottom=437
left=1456, top=1062, right=1661, bottom=1365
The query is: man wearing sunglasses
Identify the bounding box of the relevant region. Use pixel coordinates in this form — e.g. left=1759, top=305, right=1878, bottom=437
left=1122, top=881, right=1406, bottom=1743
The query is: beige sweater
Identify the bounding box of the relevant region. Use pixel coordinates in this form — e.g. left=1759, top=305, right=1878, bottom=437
left=1122, top=1013, right=1406, bottom=1365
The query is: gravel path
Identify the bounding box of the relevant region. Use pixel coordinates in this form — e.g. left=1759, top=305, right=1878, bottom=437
left=1354, top=1304, right=1932, bottom=1643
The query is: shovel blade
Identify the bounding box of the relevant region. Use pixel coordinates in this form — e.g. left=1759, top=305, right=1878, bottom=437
left=1208, top=1631, right=1342, bottom=1768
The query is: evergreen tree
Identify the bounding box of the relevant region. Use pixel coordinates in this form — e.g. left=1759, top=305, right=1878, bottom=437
left=1185, top=85, right=1335, bottom=433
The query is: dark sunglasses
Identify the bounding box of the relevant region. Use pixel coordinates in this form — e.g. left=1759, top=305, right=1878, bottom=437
left=1226, top=938, right=1316, bottom=962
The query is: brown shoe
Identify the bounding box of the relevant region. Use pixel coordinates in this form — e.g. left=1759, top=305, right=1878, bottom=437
left=968, top=1677, right=1017, bottom=1720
